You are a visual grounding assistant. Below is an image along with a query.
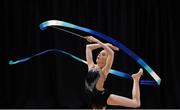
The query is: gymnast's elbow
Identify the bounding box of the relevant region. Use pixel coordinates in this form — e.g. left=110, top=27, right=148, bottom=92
left=107, top=49, right=114, bottom=56
left=86, top=44, right=93, bottom=50
left=86, top=44, right=90, bottom=48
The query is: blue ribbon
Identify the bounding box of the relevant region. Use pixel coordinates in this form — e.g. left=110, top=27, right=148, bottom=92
left=9, top=49, right=157, bottom=85
left=39, top=20, right=161, bottom=85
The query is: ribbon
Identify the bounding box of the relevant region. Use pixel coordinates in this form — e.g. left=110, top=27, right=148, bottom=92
left=9, top=49, right=157, bottom=85
left=39, top=20, right=161, bottom=85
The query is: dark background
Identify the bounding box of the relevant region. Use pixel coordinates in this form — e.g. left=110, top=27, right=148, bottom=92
left=1, top=0, right=180, bottom=108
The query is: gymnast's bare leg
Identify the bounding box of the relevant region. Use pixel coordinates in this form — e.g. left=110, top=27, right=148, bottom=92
left=107, top=68, right=143, bottom=108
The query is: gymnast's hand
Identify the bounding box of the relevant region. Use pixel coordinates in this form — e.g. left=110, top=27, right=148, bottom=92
left=85, top=36, right=119, bottom=51
left=106, top=43, right=119, bottom=51
left=85, top=36, right=99, bottom=43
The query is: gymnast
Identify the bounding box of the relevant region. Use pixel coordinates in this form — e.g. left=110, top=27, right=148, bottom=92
left=84, top=36, right=143, bottom=109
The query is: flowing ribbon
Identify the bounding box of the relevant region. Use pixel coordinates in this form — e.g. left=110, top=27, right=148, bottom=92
left=9, top=49, right=157, bottom=85
left=39, top=20, right=161, bottom=85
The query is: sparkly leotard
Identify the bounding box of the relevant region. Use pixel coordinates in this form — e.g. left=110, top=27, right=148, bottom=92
left=85, top=68, right=110, bottom=108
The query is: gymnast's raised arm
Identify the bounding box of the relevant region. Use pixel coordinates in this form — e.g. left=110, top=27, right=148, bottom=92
left=85, top=36, right=118, bottom=74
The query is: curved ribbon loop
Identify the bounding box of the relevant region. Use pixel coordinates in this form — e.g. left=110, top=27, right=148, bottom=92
left=39, top=20, right=161, bottom=85
left=9, top=49, right=157, bottom=85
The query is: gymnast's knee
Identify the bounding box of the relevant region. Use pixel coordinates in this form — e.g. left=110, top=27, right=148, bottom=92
left=132, top=101, right=141, bottom=108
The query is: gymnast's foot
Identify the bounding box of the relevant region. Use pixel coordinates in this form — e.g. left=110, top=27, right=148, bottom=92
left=131, top=68, right=143, bottom=80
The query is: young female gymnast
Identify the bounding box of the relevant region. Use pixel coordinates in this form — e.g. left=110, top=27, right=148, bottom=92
left=84, top=36, right=143, bottom=109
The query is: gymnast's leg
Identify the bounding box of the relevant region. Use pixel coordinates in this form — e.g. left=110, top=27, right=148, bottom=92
left=106, top=68, right=143, bottom=108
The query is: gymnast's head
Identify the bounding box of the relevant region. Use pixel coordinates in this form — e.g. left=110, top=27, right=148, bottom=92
left=85, top=36, right=119, bottom=69
left=96, top=49, right=108, bottom=68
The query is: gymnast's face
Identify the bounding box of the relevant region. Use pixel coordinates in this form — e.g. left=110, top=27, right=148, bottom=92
left=96, top=50, right=108, bottom=68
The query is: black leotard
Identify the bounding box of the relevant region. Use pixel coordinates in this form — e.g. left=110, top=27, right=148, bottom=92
left=85, top=69, right=100, bottom=92
left=85, top=69, right=110, bottom=108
